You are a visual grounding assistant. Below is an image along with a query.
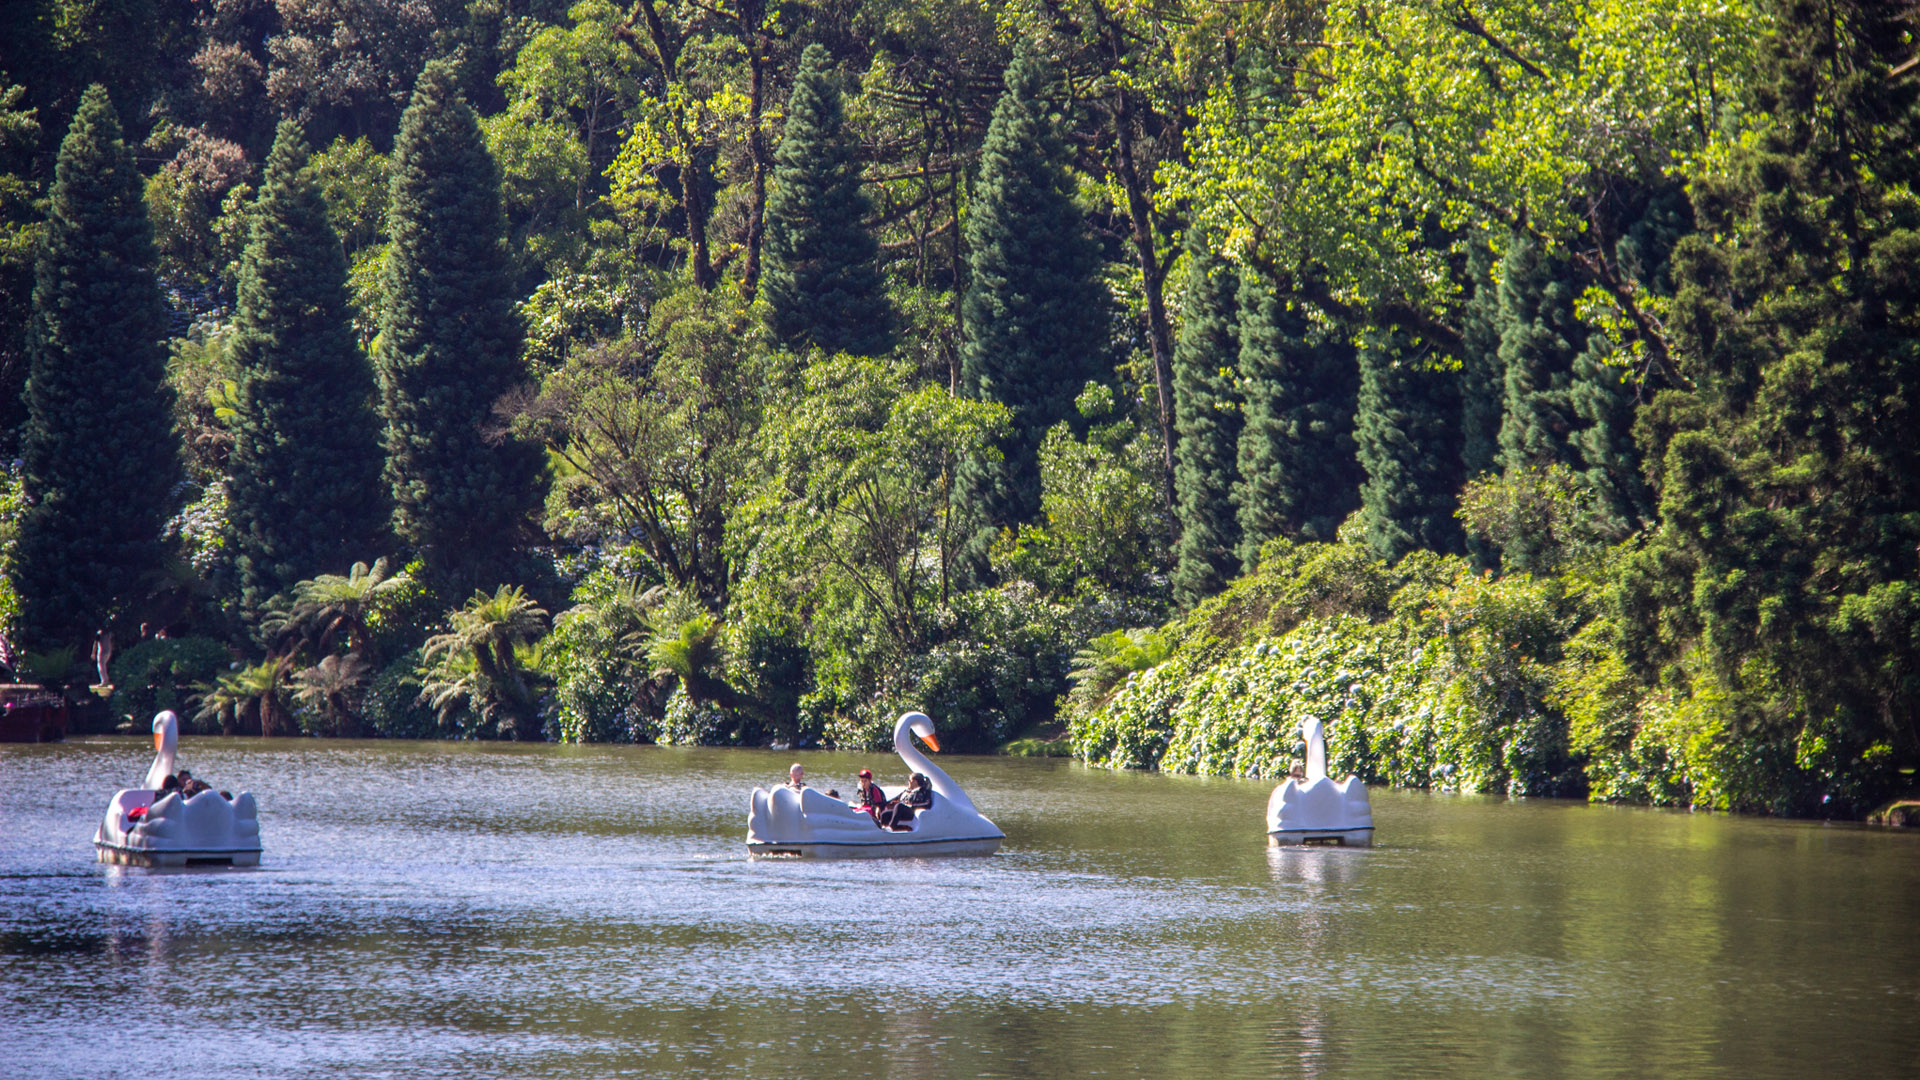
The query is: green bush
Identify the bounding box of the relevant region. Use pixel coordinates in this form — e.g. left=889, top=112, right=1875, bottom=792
left=110, top=636, right=231, bottom=726
left=1001, top=735, right=1074, bottom=756
left=809, top=582, right=1145, bottom=753
left=541, top=571, right=656, bottom=744
left=360, top=649, right=440, bottom=739
left=1072, top=539, right=1588, bottom=797
left=657, top=684, right=729, bottom=745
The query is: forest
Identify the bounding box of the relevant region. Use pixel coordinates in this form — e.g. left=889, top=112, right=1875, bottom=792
left=0, top=0, right=1916, bottom=818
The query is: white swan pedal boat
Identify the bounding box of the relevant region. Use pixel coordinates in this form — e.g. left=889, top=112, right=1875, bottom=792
left=94, top=710, right=262, bottom=867
left=1267, top=716, right=1374, bottom=847
left=747, top=712, right=1004, bottom=859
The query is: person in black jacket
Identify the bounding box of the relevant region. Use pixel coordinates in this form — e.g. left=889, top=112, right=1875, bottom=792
left=878, top=773, right=933, bottom=830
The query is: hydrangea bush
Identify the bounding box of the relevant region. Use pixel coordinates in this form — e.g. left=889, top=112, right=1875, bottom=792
left=1071, top=539, right=1590, bottom=797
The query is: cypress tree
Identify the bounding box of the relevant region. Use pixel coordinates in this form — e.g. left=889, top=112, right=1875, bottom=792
left=1457, top=243, right=1504, bottom=483
left=957, top=43, right=1110, bottom=534
left=1353, top=329, right=1463, bottom=561
left=1495, top=236, right=1587, bottom=476
left=376, top=61, right=542, bottom=588
left=226, top=120, right=390, bottom=613
left=1170, top=244, right=1241, bottom=604
left=761, top=44, right=893, bottom=356
left=1567, top=188, right=1686, bottom=533
left=1457, top=244, right=1506, bottom=567
left=13, top=85, right=178, bottom=652
left=0, top=82, right=39, bottom=457
left=1232, top=269, right=1361, bottom=569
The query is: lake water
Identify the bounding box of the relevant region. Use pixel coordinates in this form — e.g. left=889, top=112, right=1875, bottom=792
left=2, top=737, right=1916, bottom=1078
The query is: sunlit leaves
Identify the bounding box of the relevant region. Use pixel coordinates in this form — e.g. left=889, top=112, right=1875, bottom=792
left=1167, top=0, right=1760, bottom=314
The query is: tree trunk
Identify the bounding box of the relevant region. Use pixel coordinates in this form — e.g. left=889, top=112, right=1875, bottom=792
left=1112, top=84, right=1178, bottom=524
left=738, top=4, right=769, bottom=301
left=685, top=148, right=715, bottom=289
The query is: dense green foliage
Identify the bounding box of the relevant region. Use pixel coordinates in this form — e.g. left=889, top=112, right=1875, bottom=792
left=1072, top=536, right=1583, bottom=797
left=0, top=0, right=1913, bottom=820
left=1611, top=0, right=1920, bottom=815
left=1353, top=330, right=1462, bottom=561
left=1232, top=270, right=1359, bottom=564
left=12, top=85, right=176, bottom=652
left=226, top=121, right=389, bottom=612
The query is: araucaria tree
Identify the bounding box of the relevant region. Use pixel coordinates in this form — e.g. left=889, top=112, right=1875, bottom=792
left=1170, top=246, right=1241, bottom=605
left=227, top=120, right=389, bottom=612
left=376, top=61, right=542, bottom=587
left=12, top=85, right=177, bottom=654
left=957, top=44, right=1111, bottom=534
left=761, top=44, right=893, bottom=356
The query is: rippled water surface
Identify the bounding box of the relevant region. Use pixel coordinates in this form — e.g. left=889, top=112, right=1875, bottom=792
left=3, top=738, right=1917, bottom=1078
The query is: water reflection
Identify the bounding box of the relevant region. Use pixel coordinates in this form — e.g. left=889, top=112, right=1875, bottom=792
left=1265, top=843, right=1370, bottom=887
left=2, top=740, right=1917, bottom=1079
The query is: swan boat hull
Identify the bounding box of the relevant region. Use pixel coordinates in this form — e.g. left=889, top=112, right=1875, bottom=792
left=95, top=787, right=262, bottom=867
left=1264, top=715, right=1376, bottom=847
left=747, top=834, right=1003, bottom=860
left=93, top=841, right=263, bottom=867
left=1266, top=826, right=1374, bottom=848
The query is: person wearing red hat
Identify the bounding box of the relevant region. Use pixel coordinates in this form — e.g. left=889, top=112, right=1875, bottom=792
left=853, top=769, right=888, bottom=819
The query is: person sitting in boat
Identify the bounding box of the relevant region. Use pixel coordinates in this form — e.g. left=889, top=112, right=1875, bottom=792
left=784, top=763, right=807, bottom=789
left=878, top=773, right=934, bottom=831
left=128, top=775, right=182, bottom=824
left=854, top=769, right=887, bottom=818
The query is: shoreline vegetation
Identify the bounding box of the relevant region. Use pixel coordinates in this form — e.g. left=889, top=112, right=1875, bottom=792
left=2, top=1, right=1917, bottom=820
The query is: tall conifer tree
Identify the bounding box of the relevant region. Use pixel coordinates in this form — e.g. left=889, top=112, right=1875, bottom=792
left=1567, top=189, right=1686, bottom=532
left=1457, top=245, right=1505, bottom=483
left=376, top=61, right=542, bottom=588
left=227, top=121, right=390, bottom=612
left=1354, top=330, right=1463, bottom=560
left=1232, top=270, right=1360, bottom=569
left=957, top=43, right=1110, bottom=534
left=13, top=85, right=177, bottom=653
left=1457, top=245, right=1507, bottom=567
left=1496, top=237, right=1587, bottom=476
left=761, top=44, right=893, bottom=356
left=1170, top=245, right=1241, bottom=604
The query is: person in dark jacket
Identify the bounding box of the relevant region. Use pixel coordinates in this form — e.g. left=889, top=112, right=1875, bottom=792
left=878, top=773, right=933, bottom=830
